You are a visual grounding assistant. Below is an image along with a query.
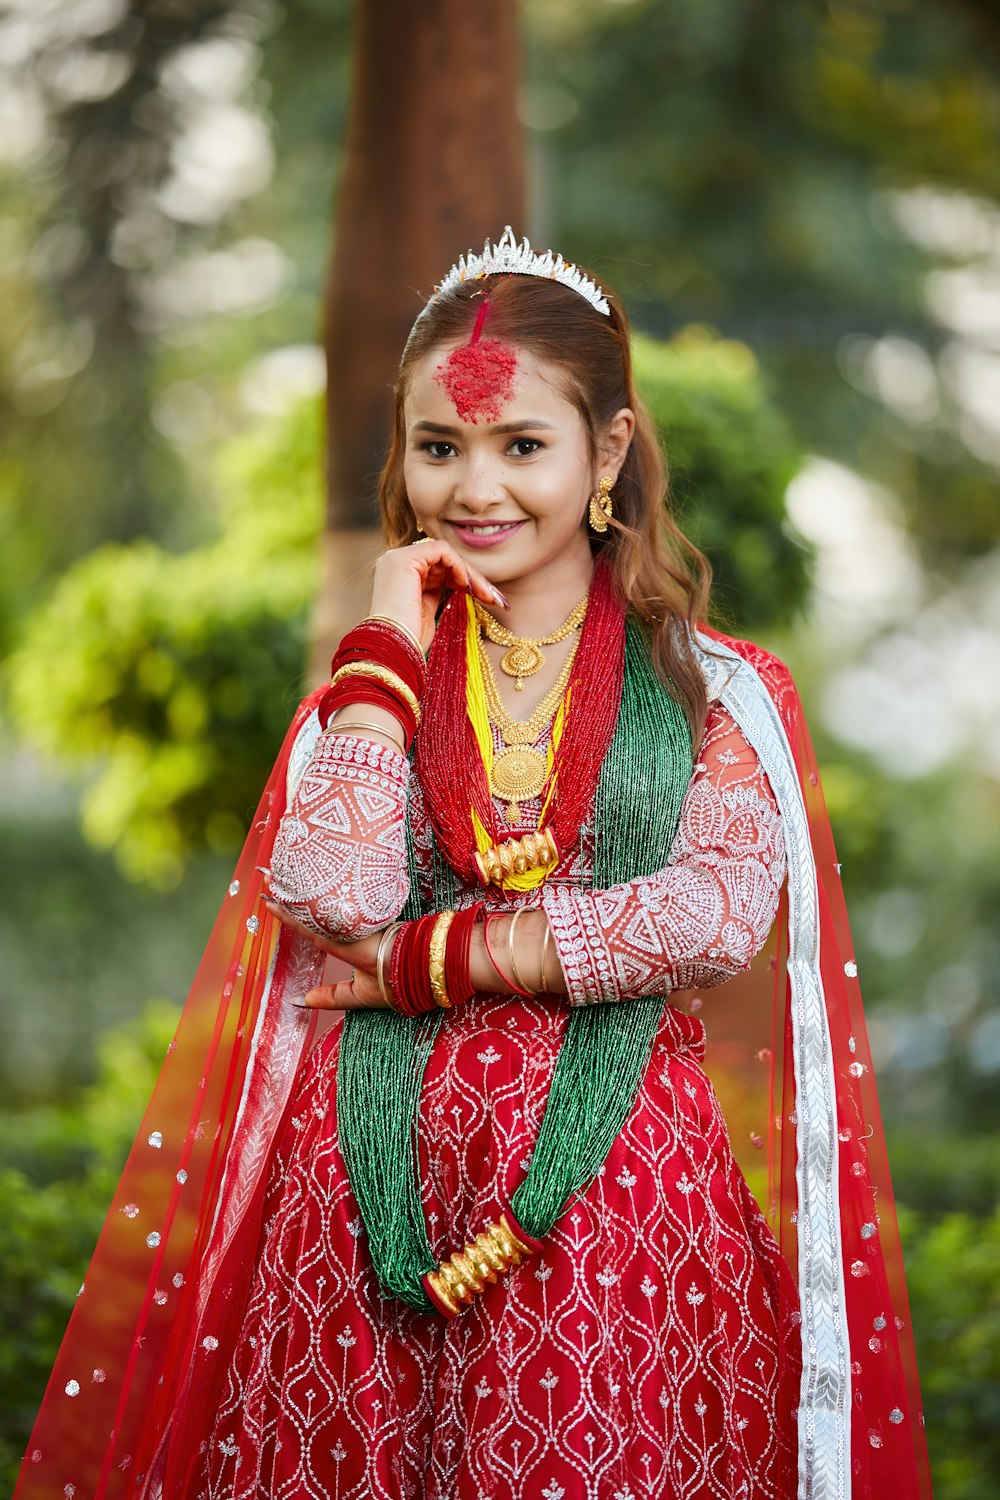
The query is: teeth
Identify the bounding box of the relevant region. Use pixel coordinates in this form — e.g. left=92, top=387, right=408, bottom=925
left=464, top=523, right=516, bottom=535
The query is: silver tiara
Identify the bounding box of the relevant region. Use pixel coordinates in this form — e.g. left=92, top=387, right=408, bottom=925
left=419, top=225, right=611, bottom=319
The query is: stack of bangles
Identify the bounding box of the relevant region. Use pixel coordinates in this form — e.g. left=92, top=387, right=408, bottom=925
left=317, top=615, right=426, bottom=754
left=376, top=905, right=552, bottom=1015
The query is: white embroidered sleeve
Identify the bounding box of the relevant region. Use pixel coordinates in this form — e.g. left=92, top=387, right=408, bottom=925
left=267, top=733, right=411, bottom=941
left=541, top=702, right=786, bottom=1006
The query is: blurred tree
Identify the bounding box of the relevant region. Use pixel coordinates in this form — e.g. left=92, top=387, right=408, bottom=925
left=0, top=0, right=306, bottom=658
left=899, top=1204, right=1000, bottom=1500
left=523, top=0, right=1000, bottom=572
left=0, top=1002, right=180, bottom=1493
left=315, top=0, right=524, bottom=670
left=7, top=397, right=323, bottom=888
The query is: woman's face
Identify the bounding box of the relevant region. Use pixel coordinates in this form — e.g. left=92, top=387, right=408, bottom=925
left=402, top=343, right=631, bottom=589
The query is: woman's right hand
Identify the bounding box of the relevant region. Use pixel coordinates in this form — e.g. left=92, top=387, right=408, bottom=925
left=368, top=539, right=509, bottom=653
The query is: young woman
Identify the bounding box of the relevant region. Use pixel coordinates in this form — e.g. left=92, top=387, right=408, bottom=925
left=16, top=230, right=932, bottom=1500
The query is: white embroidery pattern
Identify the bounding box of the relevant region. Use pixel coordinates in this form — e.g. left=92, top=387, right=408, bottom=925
left=267, top=733, right=410, bottom=939
left=542, top=703, right=786, bottom=1006
left=204, top=996, right=797, bottom=1500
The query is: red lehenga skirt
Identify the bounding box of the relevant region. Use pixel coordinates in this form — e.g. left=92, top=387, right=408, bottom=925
left=199, top=995, right=799, bottom=1500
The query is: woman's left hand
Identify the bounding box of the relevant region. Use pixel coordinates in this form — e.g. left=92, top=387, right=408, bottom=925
left=264, top=901, right=392, bottom=1008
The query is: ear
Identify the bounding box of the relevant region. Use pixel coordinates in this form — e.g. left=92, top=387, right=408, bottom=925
left=597, top=407, right=635, bottom=480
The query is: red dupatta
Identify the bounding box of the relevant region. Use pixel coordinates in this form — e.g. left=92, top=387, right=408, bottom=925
left=13, top=685, right=332, bottom=1500
left=694, top=629, right=931, bottom=1498
left=13, top=632, right=932, bottom=1500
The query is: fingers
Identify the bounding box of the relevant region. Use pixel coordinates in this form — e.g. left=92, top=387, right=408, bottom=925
left=403, top=539, right=510, bottom=610
left=291, top=978, right=390, bottom=1010
left=370, top=541, right=509, bottom=651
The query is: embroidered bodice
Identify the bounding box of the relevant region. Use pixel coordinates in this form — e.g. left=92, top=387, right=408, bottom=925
left=267, top=694, right=785, bottom=1005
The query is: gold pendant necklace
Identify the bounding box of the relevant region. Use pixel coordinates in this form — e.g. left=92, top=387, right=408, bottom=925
left=475, top=593, right=588, bottom=690
left=478, top=635, right=581, bottom=824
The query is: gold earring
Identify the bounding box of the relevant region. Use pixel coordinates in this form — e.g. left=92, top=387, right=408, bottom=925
left=588, top=474, right=615, bottom=533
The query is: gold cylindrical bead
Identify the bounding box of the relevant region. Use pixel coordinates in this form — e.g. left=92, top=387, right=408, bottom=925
left=473, top=827, right=560, bottom=887
left=425, top=1212, right=541, bottom=1317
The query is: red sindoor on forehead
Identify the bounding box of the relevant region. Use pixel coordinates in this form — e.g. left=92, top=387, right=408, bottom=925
left=434, top=295, right=518, bottom=424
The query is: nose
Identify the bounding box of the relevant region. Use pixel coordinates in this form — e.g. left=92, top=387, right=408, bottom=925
left=451, top=451, right=505, bottom=511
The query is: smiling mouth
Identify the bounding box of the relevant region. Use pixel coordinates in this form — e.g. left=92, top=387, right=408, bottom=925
left=448, top=519, right=525, bottom=531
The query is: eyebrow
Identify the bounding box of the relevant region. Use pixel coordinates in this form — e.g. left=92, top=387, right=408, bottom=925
left=409, top=418, right=557, bottom=436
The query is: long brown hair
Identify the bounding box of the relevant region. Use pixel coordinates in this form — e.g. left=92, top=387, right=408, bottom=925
left=379, top=270, right=712, bottom=746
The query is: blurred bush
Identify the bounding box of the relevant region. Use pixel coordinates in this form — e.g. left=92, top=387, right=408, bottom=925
left=0, top=1002, right=179, bottom=1494
left=6, top=329, right=805, bottom=887
left=6, top=400, right=323, bottom=889
left=899, top=1204, right=1000, bottom=1500
left=634, top=328, right=805, bottom=629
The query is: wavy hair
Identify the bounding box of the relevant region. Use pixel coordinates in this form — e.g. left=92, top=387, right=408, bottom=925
left=379, top=271, right=712, bottom=745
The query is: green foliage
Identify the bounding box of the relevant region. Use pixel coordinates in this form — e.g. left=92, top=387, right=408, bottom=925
left=6, top=400, right=324, bottom=888
left=633, top=328, right=805, bottom=628
left=6, top=332, right=803, bottom=886
left=528, top=0, right=1000, bottom=572
left=0, top=1002, right=179, bottom=1494
left=889, top=1134, right=1000, bottom=1221
left=900, top=1203, right=1000, bottom=1500
left=0, top=806, right=232, bottom=1106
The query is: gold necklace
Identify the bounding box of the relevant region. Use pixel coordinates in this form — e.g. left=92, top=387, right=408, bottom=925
left=477, top=634, right=581, bottom=824
left=475, top=593, right=588, bottom=690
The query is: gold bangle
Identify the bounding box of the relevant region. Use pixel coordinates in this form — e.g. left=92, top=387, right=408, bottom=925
left=539, top=920, right=551, bottom=995
left=376, top=922, right=404, bottom=1008
left=508, top=906, right=534, bottom=995
left=323, top=718, right=405, bottom=754
left=363, top=614, right=426, bottom=659
left=329, top=662, right=422, bottom=726
left=428, top=910, right=457, bottom=1009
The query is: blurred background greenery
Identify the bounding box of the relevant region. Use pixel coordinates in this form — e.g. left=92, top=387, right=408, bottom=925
left=1, top=0, right=998, bottom=1493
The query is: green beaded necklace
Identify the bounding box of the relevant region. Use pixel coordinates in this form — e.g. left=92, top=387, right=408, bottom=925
left=336, top=617, right=694, bottom=1312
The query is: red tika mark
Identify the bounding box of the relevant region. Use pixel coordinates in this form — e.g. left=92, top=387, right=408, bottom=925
left=434, top=296, right=518, bottom=424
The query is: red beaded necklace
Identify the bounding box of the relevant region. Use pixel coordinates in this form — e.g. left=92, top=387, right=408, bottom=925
left=415, top=558, right=625, bottom=886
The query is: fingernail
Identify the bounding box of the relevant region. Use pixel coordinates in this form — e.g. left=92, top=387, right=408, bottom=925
left=289, top=997, right=310, bottom=1008
left=492, top=588, right=510, bottom=609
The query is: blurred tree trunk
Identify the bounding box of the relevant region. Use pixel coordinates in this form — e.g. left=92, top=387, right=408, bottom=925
left=311, top=0, right=524, bottom=679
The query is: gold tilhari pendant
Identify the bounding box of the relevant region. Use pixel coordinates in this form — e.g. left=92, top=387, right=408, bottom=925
left=474, top=827, right=559, bottom=886
left=424, top=1212, right=540, bottom=1318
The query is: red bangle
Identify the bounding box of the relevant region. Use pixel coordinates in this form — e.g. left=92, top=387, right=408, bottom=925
left=318, top=677, right=417, bottom=747
left=331, top=623, right=425, bottom=697
left=482, top=908, right=534, bottom=998
left=389, top=913, right=439, bottom=1017
left=444, top=902, right=485, bottom=1008
left=352, top=619, right=426, bottom=681
left=321, top=621, right=427, bottom=747
left=389, top=906, right=487, bottom=1016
